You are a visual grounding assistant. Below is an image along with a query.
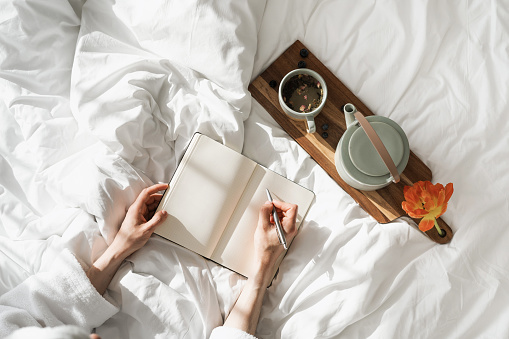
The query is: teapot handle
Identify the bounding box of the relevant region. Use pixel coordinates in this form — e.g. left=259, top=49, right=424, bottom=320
left=354, top=111, right=401, bottom=183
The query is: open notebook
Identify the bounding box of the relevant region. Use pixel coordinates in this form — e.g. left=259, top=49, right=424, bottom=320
left=155, top=133, right=315, bottom=278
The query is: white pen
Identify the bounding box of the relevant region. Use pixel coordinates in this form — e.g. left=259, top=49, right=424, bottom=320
left=266, top=188, right=288, bottom=250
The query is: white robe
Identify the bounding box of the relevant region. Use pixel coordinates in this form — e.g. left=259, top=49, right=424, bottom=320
left=0, top=249, right=118, bottom=337
left=0, top=249, right=256, bottom=339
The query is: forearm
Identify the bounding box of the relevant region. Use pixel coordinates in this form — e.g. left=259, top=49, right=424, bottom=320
left=223, top=269, right=271, bottom=334
left=85, top=183, right=168, bottom=296
left=86, top=245, right=128, bottom=295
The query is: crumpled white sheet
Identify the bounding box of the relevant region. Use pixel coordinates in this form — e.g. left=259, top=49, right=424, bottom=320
left=1, top=0, right=264, bottom=337
left=2, top=0, right=509, bottom=338
left=251, top=1, right=509, bottom=338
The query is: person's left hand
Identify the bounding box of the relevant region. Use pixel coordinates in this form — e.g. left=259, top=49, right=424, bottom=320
left=109, top=183, right=169, bottom=258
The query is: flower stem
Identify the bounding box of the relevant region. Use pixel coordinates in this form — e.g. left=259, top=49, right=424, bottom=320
left=434, top=218, right=445, bottom=236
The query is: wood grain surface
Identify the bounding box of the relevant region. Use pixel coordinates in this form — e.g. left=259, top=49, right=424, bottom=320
left=249, top=40, right=452, bottom=243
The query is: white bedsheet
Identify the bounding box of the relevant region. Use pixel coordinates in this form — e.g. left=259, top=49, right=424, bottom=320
left=1, top=0, right=509, bottom=338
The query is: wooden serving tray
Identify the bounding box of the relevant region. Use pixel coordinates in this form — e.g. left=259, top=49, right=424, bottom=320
left=249, top=40, right=452, bottom=244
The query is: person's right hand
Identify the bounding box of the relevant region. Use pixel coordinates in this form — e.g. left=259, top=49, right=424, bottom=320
left=253, top=200, right=298, bottom=284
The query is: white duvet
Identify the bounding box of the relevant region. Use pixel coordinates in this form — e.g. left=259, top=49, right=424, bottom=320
left=1, top=0, right=508, bottom=338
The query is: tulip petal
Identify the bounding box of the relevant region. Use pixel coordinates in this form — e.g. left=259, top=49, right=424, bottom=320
left=445, top=183, right=454, bottom=202
left=439, top=202, right=448, bottom=216
left=403, top=181, right=454, bottom=229
left=419, top=217, right=435, bottom=232
left=404, top=185, right=410, bottom=195
left=436, top=189, right=445, bottom=208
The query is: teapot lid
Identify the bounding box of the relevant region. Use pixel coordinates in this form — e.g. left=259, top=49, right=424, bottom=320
left=348, top=122, right=405, bottom=177
left=337, top=115, right=410, bottom=188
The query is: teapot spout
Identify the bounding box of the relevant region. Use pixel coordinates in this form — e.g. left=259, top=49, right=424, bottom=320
left=343, top=103, right=357, bottom=126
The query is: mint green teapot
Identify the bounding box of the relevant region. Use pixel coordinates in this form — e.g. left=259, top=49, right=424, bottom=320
left=334, top=104, right=410, bottom=191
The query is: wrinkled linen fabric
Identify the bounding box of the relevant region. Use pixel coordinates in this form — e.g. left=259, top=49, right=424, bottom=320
left=251, top=1, right=509, bottom=338
left=1, top=0, right=264, bottom=337
left=1, top=0, right=509, bottom=338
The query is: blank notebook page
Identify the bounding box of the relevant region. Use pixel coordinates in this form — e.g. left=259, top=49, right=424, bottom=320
left=212, top=165, right=315, bottom=277
left=155, top=135, right=256, bottom=257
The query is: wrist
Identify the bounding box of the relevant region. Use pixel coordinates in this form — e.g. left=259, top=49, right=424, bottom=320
left=253, top=249, right=284, bottom=284
left=86, top=245, right=127, bottom=295
left=107, top=237, right=133, bottom=262
left=251, top=263, right=273, bottom=288
left=91, top=246, right=126, bottom=279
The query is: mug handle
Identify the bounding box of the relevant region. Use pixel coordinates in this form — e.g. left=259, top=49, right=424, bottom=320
left=306, top=116, right=316, bottom=133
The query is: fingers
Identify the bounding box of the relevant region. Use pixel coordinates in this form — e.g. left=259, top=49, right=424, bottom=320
left=145, top=210, right=168, bottom=231
left=270, top=201, right=298, bottom=236
left=144, top=183, right=168, bottom=197
left=132, top=183, right=168, bottom=211
left=272, top=200, right=297, bottom=214
left=146, top=194, right=164, bottom=212
left=272, top=200, right=297, bottom=221
left=259, top=202, right=274, bottom=230
left=261, top=201, right=298, bottom=221
left=145, top=192, right=163, bottom=204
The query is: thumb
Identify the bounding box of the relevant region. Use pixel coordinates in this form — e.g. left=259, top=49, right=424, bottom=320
left=146, top=210, right=168, bottom=230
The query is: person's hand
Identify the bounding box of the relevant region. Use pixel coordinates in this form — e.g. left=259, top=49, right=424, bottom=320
left=253, top=200, right=298, bottom=284
left=87, top=183, right=169, bottom=295
left=223, top=200, right=298, bottom=334
left=109, top=183, right=169, bottom=259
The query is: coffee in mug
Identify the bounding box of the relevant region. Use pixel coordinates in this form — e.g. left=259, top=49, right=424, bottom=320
left=278, top=69, right=327, bottom=134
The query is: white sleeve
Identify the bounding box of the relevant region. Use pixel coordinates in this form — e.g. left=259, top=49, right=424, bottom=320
left=209, top=326, right=258, bottom=339
left=0, top=249, right=119, bottom=337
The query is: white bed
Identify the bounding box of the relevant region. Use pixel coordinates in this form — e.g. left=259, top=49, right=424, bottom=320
left=1, top=0, right=508, bottom=338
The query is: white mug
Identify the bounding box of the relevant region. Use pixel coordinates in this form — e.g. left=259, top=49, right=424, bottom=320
left=278, top=69, right=327, bottom=134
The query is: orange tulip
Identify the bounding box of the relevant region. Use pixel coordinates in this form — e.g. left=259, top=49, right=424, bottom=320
left=402, top=181, right=454, bottom=233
